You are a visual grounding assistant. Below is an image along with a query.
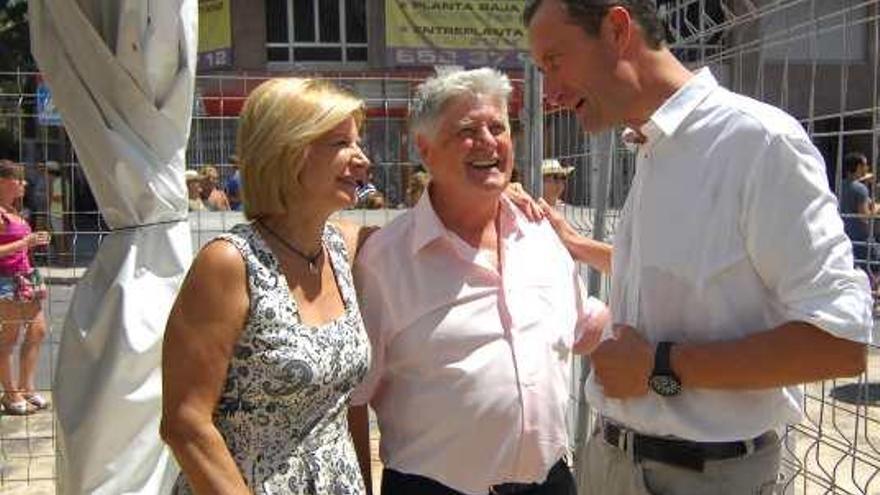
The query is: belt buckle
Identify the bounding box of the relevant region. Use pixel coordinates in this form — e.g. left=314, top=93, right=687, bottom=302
left=602, top=419, right=629, bottom=451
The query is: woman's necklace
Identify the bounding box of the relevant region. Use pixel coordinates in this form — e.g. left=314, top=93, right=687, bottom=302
left=258, top=221, right=324, bottom=274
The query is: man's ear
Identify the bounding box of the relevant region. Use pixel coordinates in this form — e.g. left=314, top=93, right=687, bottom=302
left=601, top=5, right=634, bottom=56
left=415, top=134, right=431, bottom=164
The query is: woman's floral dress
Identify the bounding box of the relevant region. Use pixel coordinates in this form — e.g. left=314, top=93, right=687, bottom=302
left=173, top=222, right=370, bottom=494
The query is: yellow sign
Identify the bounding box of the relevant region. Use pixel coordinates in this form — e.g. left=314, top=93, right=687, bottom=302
left=198, top=0, right=232, bottom=69
left=386, top=0, right=528, bottom=68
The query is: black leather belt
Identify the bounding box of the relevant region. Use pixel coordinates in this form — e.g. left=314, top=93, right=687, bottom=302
left=383, top=457, right=571, bottom=495
left=489, top=458, right=569, bottom=494
left=601, top=420, right=777, bottom=472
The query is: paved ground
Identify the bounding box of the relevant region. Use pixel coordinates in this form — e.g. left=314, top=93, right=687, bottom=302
left=0, top=397, right=55, bottom=494
left=0, top=277, right=69, bottom=494
left=782, top=357, right=880, bottom=494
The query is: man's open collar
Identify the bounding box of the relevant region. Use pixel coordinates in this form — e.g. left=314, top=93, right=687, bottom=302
left=639, top=67, right=718, bottom=144
left=409, top=189, right=524, bottom=255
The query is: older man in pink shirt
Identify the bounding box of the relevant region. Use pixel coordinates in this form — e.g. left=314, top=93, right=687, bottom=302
left=349, top=68, right=609, bottom=495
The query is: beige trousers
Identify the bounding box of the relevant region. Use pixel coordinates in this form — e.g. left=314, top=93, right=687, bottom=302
left=576, top=430, right=783, bottom=495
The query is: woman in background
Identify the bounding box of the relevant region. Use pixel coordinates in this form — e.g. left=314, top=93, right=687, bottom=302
left=404, top=170, right=429, bottom=208
left=185, top=170, right=206, bottom=211
left=0, top=160, right=50, bottom=415
left=199, top=165, right=231, bottom=211
left=540, top=158, right=575, bottom=208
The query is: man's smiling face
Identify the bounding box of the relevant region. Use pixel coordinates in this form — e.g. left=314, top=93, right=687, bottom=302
left=417, top=94, right=513, bottom=201
left=528, top=0, right=627, bottom=132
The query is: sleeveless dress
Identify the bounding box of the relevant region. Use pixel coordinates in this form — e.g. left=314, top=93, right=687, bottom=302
left=172, top=223, right=370, bottom=494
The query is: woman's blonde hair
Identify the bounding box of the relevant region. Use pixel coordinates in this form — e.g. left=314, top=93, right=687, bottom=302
left=236, top=78, right=365, bottom=219
left=199, top=165, right=219, bottom=182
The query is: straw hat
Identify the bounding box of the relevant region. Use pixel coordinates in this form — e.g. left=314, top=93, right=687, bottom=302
left=184, top=169, right=200, bottom=182
left=541, top=159, right=575, bottom=176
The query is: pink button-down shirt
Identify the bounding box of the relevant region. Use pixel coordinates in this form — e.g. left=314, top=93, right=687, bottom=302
left=351, top=192, right=605, bottom=495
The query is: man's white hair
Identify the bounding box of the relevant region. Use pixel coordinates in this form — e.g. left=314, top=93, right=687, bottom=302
left=410, top=67, right=513, bottom=139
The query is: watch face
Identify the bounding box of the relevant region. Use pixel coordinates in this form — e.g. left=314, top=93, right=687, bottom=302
left=649, top=374, right=682, bottom=397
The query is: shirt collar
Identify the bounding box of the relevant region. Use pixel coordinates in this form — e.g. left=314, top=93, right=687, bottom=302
left=639, top=67, right=718, bottom=143
left=410, top=189, right=448, bottom=255
left=409, top=188, right=524, bottom=255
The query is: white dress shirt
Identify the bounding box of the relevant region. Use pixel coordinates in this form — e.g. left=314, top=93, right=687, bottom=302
left=352, top=193, right=604, bottom=494
left=587, top=68, right=874, bottom=442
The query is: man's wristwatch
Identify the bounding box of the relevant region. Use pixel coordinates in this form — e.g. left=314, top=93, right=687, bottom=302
left=648, top=341, right=682, bottom=397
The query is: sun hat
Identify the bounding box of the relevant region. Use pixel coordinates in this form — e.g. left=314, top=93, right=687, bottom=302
left=541, top=159, right=574, bottom=176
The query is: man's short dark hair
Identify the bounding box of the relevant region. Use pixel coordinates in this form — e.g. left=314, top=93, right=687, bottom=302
left=844, top=151, right=869, bottom=176
left=524, top=0, right=667, bottom=50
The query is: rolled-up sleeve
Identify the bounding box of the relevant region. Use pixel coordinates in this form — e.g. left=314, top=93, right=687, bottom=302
left=742, top=133, right=874, bottom=343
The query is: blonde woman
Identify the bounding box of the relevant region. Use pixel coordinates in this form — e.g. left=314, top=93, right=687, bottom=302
left=404, top=170, right=429, bottom=208
left=161, top=79, right=371, bottom=494
left=198, top=165, right=231, bottom=211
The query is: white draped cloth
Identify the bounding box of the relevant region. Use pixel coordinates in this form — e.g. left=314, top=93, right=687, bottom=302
left=29, top=1, right=196, bottom=493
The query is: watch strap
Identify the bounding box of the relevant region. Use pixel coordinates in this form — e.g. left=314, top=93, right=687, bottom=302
left=654, top=341, right=674, bottom=375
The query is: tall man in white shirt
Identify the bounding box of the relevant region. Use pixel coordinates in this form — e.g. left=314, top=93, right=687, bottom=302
left=525, top=1, right=874, bottom=494
left=349, top=68, right=609, bottom=495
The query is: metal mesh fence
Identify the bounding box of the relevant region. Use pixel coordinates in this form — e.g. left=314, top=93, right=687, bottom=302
left=0, top=1, right=878, bottom=491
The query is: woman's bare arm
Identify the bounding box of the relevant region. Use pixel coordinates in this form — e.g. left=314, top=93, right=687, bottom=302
left=160, top=241, right=251, bottom=494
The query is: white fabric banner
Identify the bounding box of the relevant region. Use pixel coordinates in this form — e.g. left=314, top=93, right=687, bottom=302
left=29, top=1, right=196, bottom=492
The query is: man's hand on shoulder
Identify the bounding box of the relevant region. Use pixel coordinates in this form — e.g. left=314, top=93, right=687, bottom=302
left=592, top=324, right=653, bottom=398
